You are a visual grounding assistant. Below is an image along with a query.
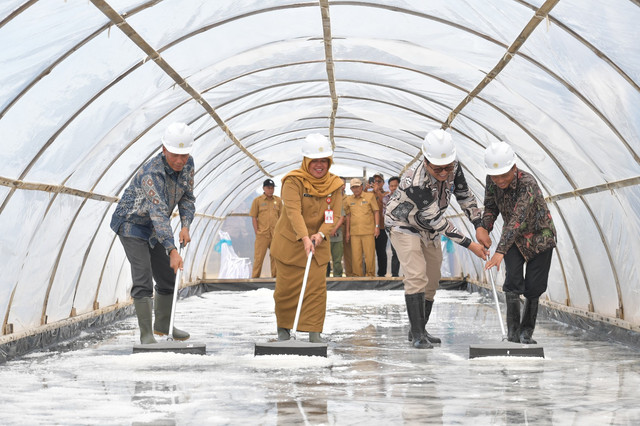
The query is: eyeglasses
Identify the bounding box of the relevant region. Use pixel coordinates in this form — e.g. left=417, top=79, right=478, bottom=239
left=429, top=164, right=455, bottom=174
left=374, top=179, right=383, bottom=183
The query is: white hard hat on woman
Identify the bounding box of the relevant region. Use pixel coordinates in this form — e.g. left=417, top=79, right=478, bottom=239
left=302, top=133, right=333, bottom=159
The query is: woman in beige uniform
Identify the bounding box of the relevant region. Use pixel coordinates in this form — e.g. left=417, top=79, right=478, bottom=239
left=270, top=133, right=344, bottom=343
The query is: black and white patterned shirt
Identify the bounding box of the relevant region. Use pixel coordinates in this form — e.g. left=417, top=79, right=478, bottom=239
left=384, top=160, right=482, bottom=247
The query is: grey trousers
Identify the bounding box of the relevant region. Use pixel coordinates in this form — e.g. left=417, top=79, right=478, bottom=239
left=119, top=235, right=175, bottom=299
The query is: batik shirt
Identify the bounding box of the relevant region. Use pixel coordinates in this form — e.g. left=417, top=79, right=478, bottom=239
left=482, top=169, right=556, bottom=261
left=110, top=153, right=195, bottom=253
left=384, top=160, right=482, bottom=247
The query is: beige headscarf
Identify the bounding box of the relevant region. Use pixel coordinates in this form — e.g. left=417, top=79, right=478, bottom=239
left=282, top=157, right=343, bottom=197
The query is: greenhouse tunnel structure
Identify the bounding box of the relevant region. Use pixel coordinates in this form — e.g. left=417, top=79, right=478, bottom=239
left=1, top=0, right=639, bottom=360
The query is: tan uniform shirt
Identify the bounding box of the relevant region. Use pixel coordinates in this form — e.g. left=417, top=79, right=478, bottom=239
left=270, top=177, right=343, bottom=267
left=250, top=194, right=282, bottom=236
left=344, top=192, right=379, bottom=235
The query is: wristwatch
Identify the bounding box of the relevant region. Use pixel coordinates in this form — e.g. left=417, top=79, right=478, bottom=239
left=318, top=231, right=325, bottom=239
left=375, top=225, right=379, bottom=228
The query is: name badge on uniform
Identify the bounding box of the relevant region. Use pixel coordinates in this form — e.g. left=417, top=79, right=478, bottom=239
left=324, top=209, right=334, bottom=224
left=324, top=195, right=333, bottom=223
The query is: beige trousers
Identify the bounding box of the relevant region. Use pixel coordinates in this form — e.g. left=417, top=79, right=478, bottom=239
left=274, top=259, right=327, bottom=332
left=350, top=234, right=376, bottom=277
left=252, top=234, right=276, bottom=278
left=389, top=229, right=442, bottom=300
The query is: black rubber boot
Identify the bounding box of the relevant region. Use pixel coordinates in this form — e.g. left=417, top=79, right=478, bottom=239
left=423, top=299, right=441, bottom=344
left=153, top=293, right=190, bottom=341
left=133, top=297, right=157, bottom=344
left=277, top=327, right=290, bottom=341
left=505, top=292, right=522, bottom=343
left=407, top=300, right=441, bottom=344
left=405, top=293, right=433, bottom=349
left=519, top=297, right=539, bottom=344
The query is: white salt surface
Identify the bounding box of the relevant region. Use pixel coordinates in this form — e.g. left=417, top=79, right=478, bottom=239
left=1, top=289, right=639, bottom=425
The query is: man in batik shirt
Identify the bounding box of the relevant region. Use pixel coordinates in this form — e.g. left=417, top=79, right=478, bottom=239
left=111, top=122, right=196, bottom=345
left=479, top=142, right=556, bottom=345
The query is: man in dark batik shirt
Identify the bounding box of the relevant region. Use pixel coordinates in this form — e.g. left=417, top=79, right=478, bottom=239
left=111, top=122, right=196, bottom=345
left=478, top=142, right=557, bottom=345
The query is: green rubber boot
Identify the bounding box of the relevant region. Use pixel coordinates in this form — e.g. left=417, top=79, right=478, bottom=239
left=309, top=332, right=327, bottom=343
left=153, top=293, right=190, bottom=341
left=133, top=297, right=157, bottom=344
left=277, top=327, right=291, bottom=341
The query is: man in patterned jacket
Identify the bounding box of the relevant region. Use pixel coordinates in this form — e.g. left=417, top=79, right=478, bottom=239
left=385, top=129, right=488, bottom=349
left=479, top=142, right=556, bottom=345
left=110, top=122, right=196, bottom=345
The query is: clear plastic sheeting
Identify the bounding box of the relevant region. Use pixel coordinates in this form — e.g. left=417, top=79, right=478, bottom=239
left=1, top=0, right=640, bottom=352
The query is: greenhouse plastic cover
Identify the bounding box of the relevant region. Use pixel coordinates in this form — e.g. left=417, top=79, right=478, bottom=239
left=0, top=0, right=639, bottom=339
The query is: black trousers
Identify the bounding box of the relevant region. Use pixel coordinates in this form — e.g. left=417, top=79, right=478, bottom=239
left=390, top=242, right=400, bottom=277
left=503, top=245, right=553, bottom=299
left=375, top=228, right=388, bottom=277
left=119, top=235, right=176, bottom=299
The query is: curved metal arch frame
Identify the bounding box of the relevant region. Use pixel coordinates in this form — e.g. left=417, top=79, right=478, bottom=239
left=1, top=0, right=636, bottom=329
left=1, top=1, right=629, bottom=213
left=5, top=0, right=635, bottom=195
left=199, top=146, right=398, bottom=226
left=3, top=0, right=636, bottom=181
left=236, top=124, right=418, bottom=163
left=232, top=117, right=424, bottom=159
left=193, top=136, right=398, bottom=223
left=0, top=84, right=583, bottom=328
left=0, top=83, right=603, bottom=331
left=0, top=0, right=160, bottom=120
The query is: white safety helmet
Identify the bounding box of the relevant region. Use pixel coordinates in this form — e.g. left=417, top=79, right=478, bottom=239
left=162, top=122, right=194, bottom=155
left=422, top=129, right=456, bottom=165
left=301, top=133, right=333, bottom=159
left=484, top=142, right=516, bottom=175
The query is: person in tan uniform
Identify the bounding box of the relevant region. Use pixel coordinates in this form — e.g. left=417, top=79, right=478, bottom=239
left=344, top=178, right=380, bottom=277
left=371, top=172, right=390, bottom=277
left=270, top=133, right=344, bottom=343
left=250, top=179, right=282, bottom=278
left=342, top=219, right=354, bottom=276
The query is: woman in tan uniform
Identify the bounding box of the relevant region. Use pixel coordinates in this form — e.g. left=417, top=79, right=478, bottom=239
left=270, top=133, right=344, bottom=343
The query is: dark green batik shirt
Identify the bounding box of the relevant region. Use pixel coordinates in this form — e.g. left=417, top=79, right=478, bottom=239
left=482, top=169, right=556, bottom=261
